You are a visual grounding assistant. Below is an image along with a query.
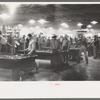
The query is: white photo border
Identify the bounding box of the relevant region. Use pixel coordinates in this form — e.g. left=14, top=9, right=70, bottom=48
left=0, top=2, right=100, bottom=98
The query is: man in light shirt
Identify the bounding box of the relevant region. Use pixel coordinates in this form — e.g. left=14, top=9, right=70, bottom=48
left=75, top=35, right=88, bottom=64
left=61, top=36, right=69, bottom=63
left=0, top=31, right=7, bottom=53
left=25, top=34, right=36, bottom=55
left=0, top=31, right=7, bottom=45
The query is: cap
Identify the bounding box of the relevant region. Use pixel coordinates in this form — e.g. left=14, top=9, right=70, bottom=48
left=52, top=34, right=57, bottom=38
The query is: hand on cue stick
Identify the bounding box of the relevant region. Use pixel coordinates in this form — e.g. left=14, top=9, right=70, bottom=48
left=7, top=43, right=12, bottom=47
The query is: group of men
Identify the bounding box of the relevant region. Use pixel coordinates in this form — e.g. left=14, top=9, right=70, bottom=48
left=25, top=33, right=89, bottom=64
left=0, top=30, right=89, bottom=65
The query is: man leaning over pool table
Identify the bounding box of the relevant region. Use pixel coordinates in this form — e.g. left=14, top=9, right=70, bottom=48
left=24, top=33, right=36, bottom=56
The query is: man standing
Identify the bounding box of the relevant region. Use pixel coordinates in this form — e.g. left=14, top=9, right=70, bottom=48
left=75, top=35, right=88, bottom=64
left=25, top=34, right=36, bottom=55
left=61, top=36, right=69, bottom=63
left=50, top=34, right=61, bottom=51
left=0, top=31, right=7, bottom=54
left=38, top=33, right=45, bottom=50
left=50, top=34, right=62, bottom=71
left=93, top=35, right=99, bottom=59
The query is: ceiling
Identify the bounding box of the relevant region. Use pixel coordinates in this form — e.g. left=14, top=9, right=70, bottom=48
left=0, top=4, right=100, bottom=30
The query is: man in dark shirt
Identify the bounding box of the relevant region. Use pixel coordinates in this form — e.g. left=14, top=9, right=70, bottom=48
left=93, top=35, right=99, bottom=59
left=50, top=35, right=62, bottom=71
left=50, top=35, right=60, bottom=51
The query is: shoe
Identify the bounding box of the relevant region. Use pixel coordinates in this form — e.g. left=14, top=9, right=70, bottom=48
left=86, top=62, right=88, bottom=64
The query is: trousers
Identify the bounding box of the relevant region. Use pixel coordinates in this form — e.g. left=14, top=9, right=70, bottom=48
left=93, top=46, right=99, bottom=58
left=79, top=45, right=88, bottom=64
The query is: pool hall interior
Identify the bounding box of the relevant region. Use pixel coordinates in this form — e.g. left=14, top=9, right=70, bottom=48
left=0, top=3, right=100, bottom=81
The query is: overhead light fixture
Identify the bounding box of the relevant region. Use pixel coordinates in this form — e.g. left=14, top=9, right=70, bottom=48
left=29, top=20, right=36, bottom=24
left=91, top=21, right=98, bottom=25
left=90, top=29, right=94, bottom=31
left=0, top=13, right=10, bottom=19
left=49, top=27, right=53, bottom=30
left=77, top=23, right=83, bottom=27
left=7, top=4, right=20, bottom=15
left=35, top=26, right=40, bottom=28
left=87, top=25, right=92, bottom=28
left=61, top=23, right=69, bottom=28
left=38, top=19, right=47, bottom=24
left=18, top=24, right=23, bottom=29
left=18, top=24, right=23, bottom=27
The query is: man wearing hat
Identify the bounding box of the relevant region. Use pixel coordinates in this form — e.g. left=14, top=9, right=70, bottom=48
left=50, top=34, right=62, bottom=71
left=50, top=34, right=60, bottom=52
left=75, top=35, right=88, bottom=64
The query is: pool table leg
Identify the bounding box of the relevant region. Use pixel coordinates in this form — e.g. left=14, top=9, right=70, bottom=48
left=12, top=68, right=20, bottom=81
left=12, top=61, right=39, bottom=81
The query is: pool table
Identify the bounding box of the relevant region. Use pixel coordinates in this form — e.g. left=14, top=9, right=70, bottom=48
left=68, top=48, right=81, bottom=63
left=36, top=48, right=81, bottom=63
left=0, top=55, right=38, bottom=81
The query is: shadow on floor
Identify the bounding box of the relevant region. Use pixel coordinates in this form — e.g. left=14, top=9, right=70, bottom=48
left=0, top=57, right=98, bottom=81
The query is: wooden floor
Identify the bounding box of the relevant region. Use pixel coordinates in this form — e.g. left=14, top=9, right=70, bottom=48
left=0, top=57, right=100, bottom=81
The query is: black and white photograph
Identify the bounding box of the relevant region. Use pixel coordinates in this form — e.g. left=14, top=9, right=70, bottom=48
left=0, top=2, right=100, bottom=81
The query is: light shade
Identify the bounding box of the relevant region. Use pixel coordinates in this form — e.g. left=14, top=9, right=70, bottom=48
left=38, top=19, right=47, bottom=24
left=77, top=23, right=83, bottom=27
left=87, top=25, right=92, bottom=28
left=90, top=29, right=94, bottom=31
left=61, top=23, right=69, bottom=28
left=91, top=21, right=98, bottom=25
left=0, top=13, right=10, bottom=19
left=29, top=20, right=36, bottom=24
left=18, top=24, right=23, bottom=27
left=49, top=27, right=53, bottom=30
left=18, top=24, right=23, bottom=29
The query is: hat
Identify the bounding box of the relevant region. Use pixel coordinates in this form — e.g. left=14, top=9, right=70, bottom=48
left=27, top=33, right=32, bottom=37
left=52, top=34, right=57, bottom=38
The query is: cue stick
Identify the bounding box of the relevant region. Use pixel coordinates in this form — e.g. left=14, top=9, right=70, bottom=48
left=7, top=43, right=12, bottom=47
left=11, top=31, right=15, bottom=56
left=23, top=38, right=26, bottom=55
left=60, top=50, right=65, bottom=63
left=10, top=30, right=13, bottom=56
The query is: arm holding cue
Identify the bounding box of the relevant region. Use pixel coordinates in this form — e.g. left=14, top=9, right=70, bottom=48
left=23, top=39, right=26, bottom=55
left=75, top=40, right=80, bottom=48
left=27, top=41, right=35, bottom=55
left=6, top=43, right=12, bottom=47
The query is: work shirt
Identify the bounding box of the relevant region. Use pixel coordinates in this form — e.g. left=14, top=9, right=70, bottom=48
left=87, top=38, right=92, bottom=43
left=0, top=36, right=7, bottom=45
left=76, top=38, right=87, bottom=48
left=62, top=39, right=69, bottom=50
left=94, top=38, right=99, bottom=47
left=27, top=39, right=36, bottom=53
left=59, top=37, right=63, bottom=43
left=50, top=39, right=60, bottom=50
left=62, top=39, right=69, bottom=47
left=38, top=36, right=45, bottom=45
